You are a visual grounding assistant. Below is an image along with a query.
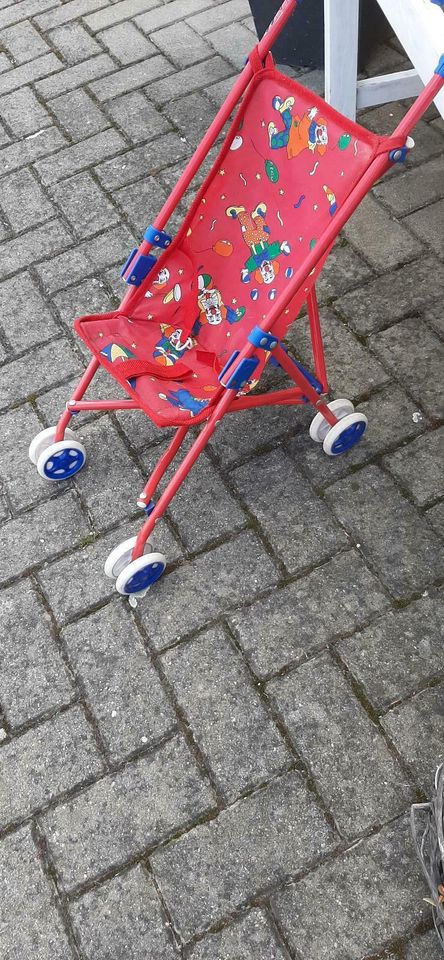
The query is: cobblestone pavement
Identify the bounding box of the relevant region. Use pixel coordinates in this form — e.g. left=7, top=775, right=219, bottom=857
left=0, top=1, right=443, bottom=958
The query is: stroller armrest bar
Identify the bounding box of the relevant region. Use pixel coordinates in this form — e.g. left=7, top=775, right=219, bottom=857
left=435, top=54, right=444, bottom=77
left=143, top=226, right=172, bottom=248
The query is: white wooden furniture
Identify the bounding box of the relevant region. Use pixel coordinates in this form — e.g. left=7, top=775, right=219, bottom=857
left=324, top=0, right=444, bottom=119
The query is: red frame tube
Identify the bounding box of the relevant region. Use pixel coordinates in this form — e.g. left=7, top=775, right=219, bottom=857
left=55, top=357, right=100, bottom=441
left=137, top=425, right=189, bottom=505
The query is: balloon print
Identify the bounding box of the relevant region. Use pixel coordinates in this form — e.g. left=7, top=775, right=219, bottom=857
left=212, top=239, right=233, bottom=257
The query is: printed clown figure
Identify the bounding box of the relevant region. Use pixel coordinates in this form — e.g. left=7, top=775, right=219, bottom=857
left=268, top=98, right=328, bottom=160
left=144, top=267, right=170, bottom=298
left=323, top=184, right=337, bottom=215
left=153, top=323, right=195, bottom=367
left=226, top=203, right=290, bottom=285
left=195, top=274, right=246, bottom=332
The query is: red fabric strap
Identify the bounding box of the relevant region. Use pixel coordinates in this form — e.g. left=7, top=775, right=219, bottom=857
left=113, top=358, right=192, bottom=382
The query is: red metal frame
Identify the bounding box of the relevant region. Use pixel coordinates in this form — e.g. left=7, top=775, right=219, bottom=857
left=53, top=0, right=444, bottom=567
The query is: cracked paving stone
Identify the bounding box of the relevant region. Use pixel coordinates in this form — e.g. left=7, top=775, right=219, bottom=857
left=381, top=685, right=444, bottom=792
left=0, top=579, right=74, bottom=729
left=0, top=705, right=103, bottom=829
left=188, top=908, right=289, bottom=960
left=267, top=652, right=411, bottom=836
left=272, top=816, right=426, bottom=960
left=338, top=594, right=444, bottom=712
left=161, top=625, right=290, bottom=800
left=69, top=864, right=177, bottom=960
left=62, top=601, right=176, bottom=761
left=230, top=549, right=389, bottom=678
left=41, top=736, right=215, bottom=892
left=0, top=826, right=75, bottom=960
left=151, top=769, right=337, bottom=940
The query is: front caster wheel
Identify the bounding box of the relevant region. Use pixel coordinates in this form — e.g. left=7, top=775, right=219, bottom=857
left=105, top=536, right=166, bottom=599
left=29, top=426, right=77, bottom=465
left=309, top=398, right=354, bottom=443
left=322, top=412, right=368, bottom=456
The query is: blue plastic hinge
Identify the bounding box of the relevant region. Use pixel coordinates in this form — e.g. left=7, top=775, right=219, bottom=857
left=435, top=53, right=444, bottom=76
left=218, top=351, right=260, bottom=391
left=122, top=253, right=157, bottom=286
left=292, top=358, right=323, bottom=394
left=389, top=145, right=409, bottom=163
left=144, top=226, right=172, bottom=249
left=248, top=327, right=279, bottom=350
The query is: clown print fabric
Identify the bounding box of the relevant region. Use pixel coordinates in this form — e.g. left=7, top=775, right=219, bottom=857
left=77, top=66, right=381, bottom=427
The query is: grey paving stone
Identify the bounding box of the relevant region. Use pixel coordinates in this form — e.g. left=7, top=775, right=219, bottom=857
left=208, top=22, right=254, bottom=70
left=90, top=55, right=173, bottom=102
left=188, top=908, right=289, bottom=960
left=336, top=256, right=444, bottom=336
left=0, top=53, right=62, bottom=97
left=287, top=383, right=425, bottom=490
left=95, top=133, right=189, bottom=191
left=37, top=514, right=181, bottom=623
left=49, top=88, right=110, bottom=141
left=370, top=316, right=444, bottom=419
left=113, top=176, right=168, bottom=233
left=70, top=417, right=143, bottom=529
left=426, top=501, right=444, bottom=538
left=33, top=367, right=124, bottom=421
left=325, top=465, right=444, bottom=600
left=0, top=167, right=55, bottom=233
left=405, top=929, right=444, bottom=960
left=338, top=594, right=444, bottom=712
left=0, top=336, right=81, bottom=407
left=35, top=0, right=110, bottom=31
left=151, top=21, right=212, bottom=69
left=0, top=127, right=66, bottom=176
left=272, top=816, right=426, bottom=960
left=343, top=194, right=423, bottom=271
left=423, top=301, right=444, bottom=339
left=186, top=0, right=251, bottom=34
left=0, top=491, right=90, bottom=584
left=315, top=240, right=374, bottom=301
left=41, top=736, right=215, bottom=892
left=0, top=403, right=57, bottom=511
left=0, top=579, right=74, bottom=729
left=230, top=549, right=389, bottom=679
left=0, top=85, right=52, bottom=137
left=149, top=56, right=234, bottom=105
left=63, top=601, right=176, bottom=760
left=374, top=156, right=444, bottom=217
left=48, top=22, right=101, bottom=65
left=99, top=21, right=156, bottom=65
left=151, top=769, right=337, bottom=940
left=139, top=531, right=279, bottom=651
left=0, top=219, right=73, bottom=284
left=50, top=172, right=120, bottom=240
left=52, top=276, right=112, bottom=327
left=383, top=428, right=444, bottom=507
left=34, top=128, right=125, bottom=185
left=0, top=826, right=74, bottom=960
left=0, top=271, right=59, bottom=352
left=35, top=54, right=115, bottom=100
left=232, top=448, right=346, bottom=574
left=268, top=652, right=410, bottom=836
left=381, top=685, right=444, bottom=792
left=162, top=626, right=290, bottom=800
left=164, top=451, right=247, bottom=551
left=161, top=90, right=219, bottom=150
left=105, top=90, right=172, bottom=144
left=286, top=306, right=389, bottom=400
left=2, top=19, right=49, bottom=64
left=86, top=0, right=159, bottom=33
left=0, top=705, right=102, bottom=828
left=361, top=101, right=444, bottom=165
left=209, top=403, right=303, bottom=467
left=69, top=864, right=177, bottom=960
left=0, top=0, right=65, bottom=31
left=136, top=0, right=213, bottom=34
left=404, top=199, right=444, bottom=258
left=114, top=405, right=173, bottom=450
left=34, top=225, right=134, bottom=294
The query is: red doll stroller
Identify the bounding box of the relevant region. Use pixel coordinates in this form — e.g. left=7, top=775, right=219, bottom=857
left=28, top=0, right=444, bottom=601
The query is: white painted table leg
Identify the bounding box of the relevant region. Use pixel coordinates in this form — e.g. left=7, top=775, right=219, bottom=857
left=324, top=0, right=360, bottom=119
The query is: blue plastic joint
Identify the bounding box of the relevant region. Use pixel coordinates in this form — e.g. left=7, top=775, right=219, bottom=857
left=389, top=145, right=409, bottom=163
left=431, top=1, right=444, bottom=8
left=435, top=53, right=444, bottom=77
left=291, top=357, right=323, bottom=394
left=144, top=226, right=172, bottom=248
left=248, top=327, right=279, bottom=350
left=122, top=252, right=157, bottom=286
left=218, top=351, right=260, bottom=391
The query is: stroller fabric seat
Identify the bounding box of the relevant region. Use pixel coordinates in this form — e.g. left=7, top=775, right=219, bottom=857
left=76, top=67, right=383, bottom=426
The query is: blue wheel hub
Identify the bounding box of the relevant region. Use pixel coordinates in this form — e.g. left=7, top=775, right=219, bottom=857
left=125, top=560, right=165, bottom=594
left=43, top=447, right=85, bottom=479
left=331, top=420, right=366, bottom=455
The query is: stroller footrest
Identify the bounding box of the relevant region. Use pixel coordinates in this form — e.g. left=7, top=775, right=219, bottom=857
left=219, top=351, right=259, bottom=391
left=121, top=250, right=157, bottom=286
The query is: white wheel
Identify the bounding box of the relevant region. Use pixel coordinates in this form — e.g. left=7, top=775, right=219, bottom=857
left=309, top=398, right=355, bottom=443
left=322, top=412, right=368, bottom=457
left=36, top=439, right=86, bottom=481
left=29, top=426, right=77, bottom=465
left=104, top=536, right=153, bottom=579
left=115, top=552, right=166, bottom=597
